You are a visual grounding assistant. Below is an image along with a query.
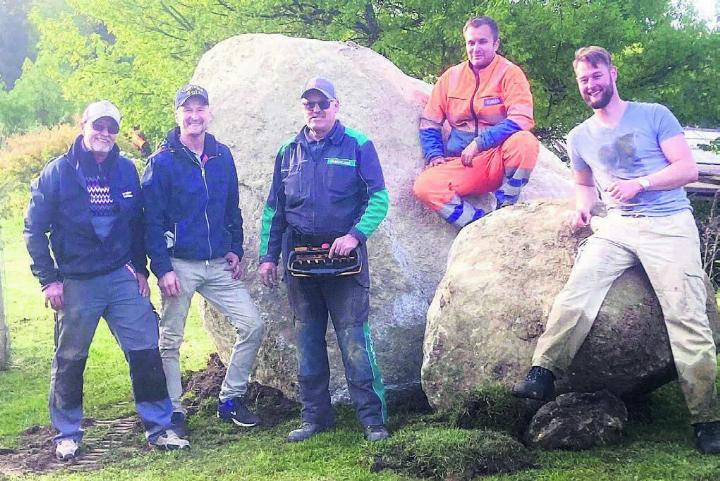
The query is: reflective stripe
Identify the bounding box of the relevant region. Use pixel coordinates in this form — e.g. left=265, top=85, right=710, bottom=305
left=363, top=322, right=387, bottom=423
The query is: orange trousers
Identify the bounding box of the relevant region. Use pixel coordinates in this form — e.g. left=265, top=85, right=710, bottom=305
left=413, top=131, right=539, bottom=227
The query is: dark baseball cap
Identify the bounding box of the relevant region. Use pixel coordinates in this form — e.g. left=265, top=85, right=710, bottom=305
left=300, top=77, right=337, bottom=100
left=175, top=84, right=209, bottom=108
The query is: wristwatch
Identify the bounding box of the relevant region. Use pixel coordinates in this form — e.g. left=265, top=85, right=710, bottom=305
left=637, top=177, right=651, bottom=191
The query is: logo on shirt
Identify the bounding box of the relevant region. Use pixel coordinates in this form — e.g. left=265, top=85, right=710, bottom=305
left=483, top=97, right=502, bottom=106
left=326, top=158, right=356, bottom=167
left=122, top=191, right=134, bottom=198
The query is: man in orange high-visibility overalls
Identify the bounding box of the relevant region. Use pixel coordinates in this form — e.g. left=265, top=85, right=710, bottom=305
left=414, top=16, right=540, bottom=228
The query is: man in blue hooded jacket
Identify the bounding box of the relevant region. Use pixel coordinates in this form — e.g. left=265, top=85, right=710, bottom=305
left=142, top=85, right=264, bottom=436
left=24, top=100, right=189, bottom=460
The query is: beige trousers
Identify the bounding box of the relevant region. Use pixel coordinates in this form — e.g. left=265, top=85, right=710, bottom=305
left=532, top=209, right=720, bottom=423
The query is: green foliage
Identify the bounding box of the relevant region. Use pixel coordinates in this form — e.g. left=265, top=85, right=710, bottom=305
left=0, top=0, right=718, bottom=144
left=371, top=426, right=535, bottom=480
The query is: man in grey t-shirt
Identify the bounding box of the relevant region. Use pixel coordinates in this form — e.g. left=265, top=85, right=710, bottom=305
left=511, top=46, right=720, bottom=454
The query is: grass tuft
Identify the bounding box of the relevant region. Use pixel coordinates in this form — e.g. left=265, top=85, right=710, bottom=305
left=370, top=427, right=535, bottom=480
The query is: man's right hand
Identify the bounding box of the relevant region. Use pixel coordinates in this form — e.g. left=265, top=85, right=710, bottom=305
left=43, top=281, right=64, bottom=311
left=572, top=209, right=592, bottom=230
left=159, top=271, right=182, bottom=297
left=259, top=262, right=278, bottom=288
left=425, top=156, right=447, bottom=169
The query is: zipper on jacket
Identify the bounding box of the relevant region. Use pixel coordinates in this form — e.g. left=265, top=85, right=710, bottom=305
left=469, top=68, right=481, bottom=136
left=184, top=147, right=214, bottom=260
left=200, top=163, right=212, bottom=259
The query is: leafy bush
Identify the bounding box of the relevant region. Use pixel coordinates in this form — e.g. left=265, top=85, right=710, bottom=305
left=370, top=426, right=535, bottom=480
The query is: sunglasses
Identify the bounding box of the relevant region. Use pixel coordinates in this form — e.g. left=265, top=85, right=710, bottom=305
left=92, top=120, right=120, bottom=135
left=302, top=99, right=332, bottom=111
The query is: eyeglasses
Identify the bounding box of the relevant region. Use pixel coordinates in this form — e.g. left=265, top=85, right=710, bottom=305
left=302, top=99, right=332, bottom=111
left=92, top=120, right=120, bottom=135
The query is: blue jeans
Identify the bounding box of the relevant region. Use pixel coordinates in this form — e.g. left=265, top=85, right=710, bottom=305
left=286, top=271, right=387, bottom=428
left=50, top=265, right=172, bottom=443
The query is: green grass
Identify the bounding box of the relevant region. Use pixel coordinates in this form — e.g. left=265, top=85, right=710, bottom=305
left=3, top=211, right=720, bottom=480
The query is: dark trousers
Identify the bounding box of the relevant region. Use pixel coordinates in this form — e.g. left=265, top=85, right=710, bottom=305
left=286, top=271, right=387, bottom=428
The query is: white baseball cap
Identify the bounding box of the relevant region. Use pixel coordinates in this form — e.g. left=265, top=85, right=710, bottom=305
left=82, top=100, right=122, bottom=126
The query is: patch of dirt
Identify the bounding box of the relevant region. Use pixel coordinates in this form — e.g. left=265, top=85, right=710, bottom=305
left=0, top=416, right=144, bottom=476
left=0, top=353, right=299, bottom=476
left=183, top=353, right=300, bottom=426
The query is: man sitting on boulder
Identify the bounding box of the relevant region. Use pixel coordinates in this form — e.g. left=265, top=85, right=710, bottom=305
left=413, top=15, right=539, bottom=228
left=258, top=77, right=390, bottom=443
left=512, top=46, right=720, bottom=454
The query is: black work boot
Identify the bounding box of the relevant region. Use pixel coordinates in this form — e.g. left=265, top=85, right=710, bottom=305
left=694, top=421, right=720, bottom=454
left=511, top=366, right=556, bottom=401
left=287, top=422, right=333, bottom=442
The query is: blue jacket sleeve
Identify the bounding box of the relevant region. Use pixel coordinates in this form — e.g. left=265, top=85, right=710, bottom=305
left=350, top=139, right=388, bottom=243
left=475, top=119, right=522, bottom=151
left=24, top=164, right=61, bottom=287
left=258, top=147, right=288, bottom=264
left=224, top=149, right=244, bottom=260
left=127, top=166, right=150, bottom=278
left=419, top=128, right=445, bottom=162
left=141, top=154, right=174, bottom=278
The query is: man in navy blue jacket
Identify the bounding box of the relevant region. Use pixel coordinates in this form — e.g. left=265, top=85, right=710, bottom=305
left=24, top=100, right=189, bottom=461
left=259, top=77, right=390, bottom=442
left=142, top=85, right=264, bottom=436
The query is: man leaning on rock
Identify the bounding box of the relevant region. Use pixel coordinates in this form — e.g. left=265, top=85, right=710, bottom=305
left=512, top=46, right=720, bottom=454
left=24, top=100, right=189, bottom=461
left=142, top=85, right=265, bottom=437
left=258, top=77, right=390, bottom=442
left=413, top=15, right=540, bottom=228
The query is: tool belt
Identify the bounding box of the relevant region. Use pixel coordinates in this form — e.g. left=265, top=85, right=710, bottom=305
left=286, top=231, right=363, bottom=278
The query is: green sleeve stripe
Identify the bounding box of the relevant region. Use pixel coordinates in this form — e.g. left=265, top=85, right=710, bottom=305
left=344, top=127, right=369, bottom=146
left=355, top=188, right=389, bottom=238
left=259, top=203, right=276, bottom=257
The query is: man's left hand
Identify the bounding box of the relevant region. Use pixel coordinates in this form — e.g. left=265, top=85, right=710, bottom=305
left=606, top=179, right=643, bottom=203
left=329, top=234, right=359, bottom=258
left=224, top=252, right=245, bottom=280
left=460, top=141, right=480, bottom=167
left=137, top=273, right=150, bottom=297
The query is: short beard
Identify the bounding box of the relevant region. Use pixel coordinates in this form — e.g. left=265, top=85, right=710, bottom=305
left=585, top=84, right=614, bottom=109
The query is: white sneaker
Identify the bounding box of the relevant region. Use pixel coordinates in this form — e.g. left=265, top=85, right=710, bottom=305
left=150, top=429, right=190, bottom=450
left=55, top=439, right=79, bottom=461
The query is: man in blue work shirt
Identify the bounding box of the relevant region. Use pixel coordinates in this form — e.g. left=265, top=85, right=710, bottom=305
left=25, top=100, right=189, bottom=460
left=258, top=77, right=390, bottom=442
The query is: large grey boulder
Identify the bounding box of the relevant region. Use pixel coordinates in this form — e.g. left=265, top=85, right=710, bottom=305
left=421, top=199, right=720, bottom=411
left=193, top=34, right=573, bottom=403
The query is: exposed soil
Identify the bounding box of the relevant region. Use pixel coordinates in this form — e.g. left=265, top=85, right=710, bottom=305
left=0, top=354, right=299, bottom=476
left=0, top=416, right=144, bottom=476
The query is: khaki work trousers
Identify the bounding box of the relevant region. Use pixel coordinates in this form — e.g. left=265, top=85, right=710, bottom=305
left=159, top=257, right=264, bottom=413
left=532, top=209, right=720, bottom=423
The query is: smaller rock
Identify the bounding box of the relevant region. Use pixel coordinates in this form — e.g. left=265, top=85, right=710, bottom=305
left=526, top=390, right=628, bottom=450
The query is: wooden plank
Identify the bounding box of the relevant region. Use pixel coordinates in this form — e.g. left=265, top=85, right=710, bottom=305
left=686, top=181, right=720, bottom=196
